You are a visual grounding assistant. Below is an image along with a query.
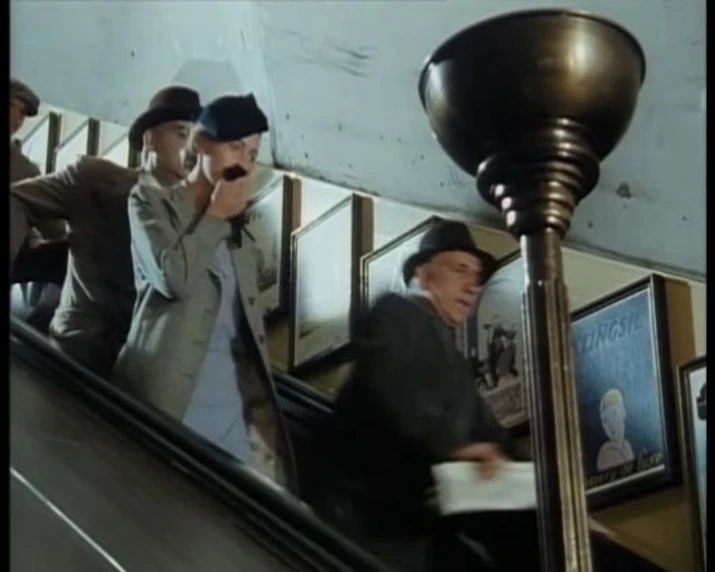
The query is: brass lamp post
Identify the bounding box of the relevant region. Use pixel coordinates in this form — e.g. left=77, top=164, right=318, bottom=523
left=418, top=10, right=646, bottom=572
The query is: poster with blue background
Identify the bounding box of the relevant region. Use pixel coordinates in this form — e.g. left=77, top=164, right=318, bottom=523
left=571, top=277, right=676, bottom=507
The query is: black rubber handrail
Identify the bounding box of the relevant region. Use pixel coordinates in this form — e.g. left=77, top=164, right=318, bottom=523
left=9, top=317, right=392, bottom=572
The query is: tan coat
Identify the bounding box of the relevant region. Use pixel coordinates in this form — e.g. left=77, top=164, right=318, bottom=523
left=10, top=156, right=139, bottom=374
left=113, top=181, right=297, bottom=491
left=10, top=140, right=41, bottom=184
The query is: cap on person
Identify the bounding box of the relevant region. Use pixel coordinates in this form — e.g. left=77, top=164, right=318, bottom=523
left=194, top=94, right=269, bottom=142
left=11, top=79, right=40, bottom=117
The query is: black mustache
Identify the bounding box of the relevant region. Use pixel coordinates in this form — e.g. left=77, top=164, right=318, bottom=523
left=223, top=165, right=248, bottom=181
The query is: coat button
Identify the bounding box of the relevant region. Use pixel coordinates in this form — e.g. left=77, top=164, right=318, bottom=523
left=248, top=296, right=255, bottom=306
left=258, top=334, right=265, bottom=344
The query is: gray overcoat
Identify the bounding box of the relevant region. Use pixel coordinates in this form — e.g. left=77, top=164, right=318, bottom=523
left=113, top=180, right=297, bottom=491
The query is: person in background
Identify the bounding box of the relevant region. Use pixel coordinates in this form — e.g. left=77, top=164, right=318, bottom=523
left=114, top=94, right=298, bottom=494
left=326, top=221, right=536, bottom=571
left=9, top=78, right=67, bottom=332
left=10, top=78, right=42, bottom=182
left=10, top=85, right=201, bottom=376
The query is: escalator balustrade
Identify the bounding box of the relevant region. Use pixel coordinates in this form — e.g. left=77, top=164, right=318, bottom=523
left=9, top=313, right=669, bottom=571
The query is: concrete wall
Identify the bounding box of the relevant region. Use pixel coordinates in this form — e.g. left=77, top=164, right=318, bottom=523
left=10, top=0, right=706, bottom=277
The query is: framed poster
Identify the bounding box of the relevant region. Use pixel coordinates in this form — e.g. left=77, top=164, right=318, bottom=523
left=289, top=194, right=373, bottom=374
left=572, top=275, right=680, bottom=509
left=54, top=118, right=100, bottom=172
left=679, top=356, right=706, bottom=571
left=245, top=175, right=302, bottom=322
left=100, top=133, right=132, bottom=168
left=359, top=216, right=442, bottom=309
left=21, top=112, right=61, bottom=174
left=458, top=252, right=528, bottom=434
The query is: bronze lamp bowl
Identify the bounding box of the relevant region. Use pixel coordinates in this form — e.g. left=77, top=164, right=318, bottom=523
left=418, top=10, right=646, bottom=214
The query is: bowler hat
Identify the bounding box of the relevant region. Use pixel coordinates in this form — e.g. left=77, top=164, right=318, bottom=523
left=195, top=94, right=269, bottom=142
left=402, top=220, right=497, bottom=286
left=128, top=85, right=201, bottom=150
left=11, top=79, right=40, bottom=117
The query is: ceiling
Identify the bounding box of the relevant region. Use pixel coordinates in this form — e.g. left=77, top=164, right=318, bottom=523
left=10, top=0, right=705, bottom=279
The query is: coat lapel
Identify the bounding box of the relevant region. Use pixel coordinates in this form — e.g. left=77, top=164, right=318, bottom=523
left=161, top=184, right=226, bottom=280
left=231, top=234, right=272, bottom=371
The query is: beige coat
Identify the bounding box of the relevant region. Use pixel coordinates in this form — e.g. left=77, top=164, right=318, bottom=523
left=113, top=181, right=297, bottom=491
left=10, top=156, right=139, bottom=374
left=10, top=140, right=41, bottom=184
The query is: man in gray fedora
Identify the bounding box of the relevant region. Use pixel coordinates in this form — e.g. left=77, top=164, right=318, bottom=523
left=10, top=85, right=202, bottom=376
left=9, top=78, right=67, bottom=333
left=10, top=78, right=42, bottom=183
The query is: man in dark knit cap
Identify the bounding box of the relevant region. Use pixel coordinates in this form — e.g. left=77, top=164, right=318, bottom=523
left=115, top=94, right=298, bottom=495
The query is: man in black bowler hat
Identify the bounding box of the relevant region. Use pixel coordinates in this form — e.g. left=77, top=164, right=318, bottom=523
left=326, top=220, right=537, bottom=570
left=10, top=85, right=202, bottom=376
left=115, top=94, right=298, bottom=494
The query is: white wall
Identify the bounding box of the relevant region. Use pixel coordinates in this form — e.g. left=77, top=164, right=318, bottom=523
left=10, top=0, right=706, bottom=277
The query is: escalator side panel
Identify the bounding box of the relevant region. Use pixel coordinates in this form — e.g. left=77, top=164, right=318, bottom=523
left=9, top=318, right=393, bottom=572
left=11, top=475, right=118, bottom=572
left=10, top=356, right=292, bottom=572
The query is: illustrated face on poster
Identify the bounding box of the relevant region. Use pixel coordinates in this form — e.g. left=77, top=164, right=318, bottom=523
left=686, top=365, right=707, bottom=531
left=246, top=187, right=283, bottom=314
left=364, top=229, right=429, bottom=308
left=293, top=200, right=353, bottom=367
left=461, top=256, right=528, bottom=430
left=572, top=288, right=666, bottom=494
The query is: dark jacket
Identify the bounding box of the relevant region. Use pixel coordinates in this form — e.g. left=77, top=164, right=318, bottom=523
left=331, top=293, right=513, bottom=536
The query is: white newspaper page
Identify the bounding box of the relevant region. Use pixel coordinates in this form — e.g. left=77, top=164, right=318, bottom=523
left=431, top=461, right=537, bottom=515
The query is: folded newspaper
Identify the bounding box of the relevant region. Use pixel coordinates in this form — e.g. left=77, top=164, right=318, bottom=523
left=431, top=462, right=615, bottom=538
left=431, top=461, right=538, bottom=514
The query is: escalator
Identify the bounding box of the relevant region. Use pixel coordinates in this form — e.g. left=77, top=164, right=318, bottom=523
left=10, top=317, right=668, bottom=571
left=10, top=318, right=391, bottom=572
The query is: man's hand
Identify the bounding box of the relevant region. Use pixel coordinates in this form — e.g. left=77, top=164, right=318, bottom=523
left=206, top=176, right=249, bottom=220
left=453, top=441, right=507, bottom=479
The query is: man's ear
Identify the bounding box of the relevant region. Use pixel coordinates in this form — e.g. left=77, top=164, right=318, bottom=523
left=142, top=129, right=154, bottom=152
left=414, top=264, right=429, bottom=289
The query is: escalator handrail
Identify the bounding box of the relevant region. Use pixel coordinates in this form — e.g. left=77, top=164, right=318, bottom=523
left=9, top=317, right=392, bottom=572
left=274, top=369, right=334, bottom=414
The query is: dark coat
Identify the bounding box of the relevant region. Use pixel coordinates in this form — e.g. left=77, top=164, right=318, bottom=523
left=330, top=292, right=513, bottom=537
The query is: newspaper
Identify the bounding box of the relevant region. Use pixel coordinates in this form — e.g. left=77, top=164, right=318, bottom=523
left=431, top=461, right=537, bottom=515
left=431, top=461, right=617, bottom=539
